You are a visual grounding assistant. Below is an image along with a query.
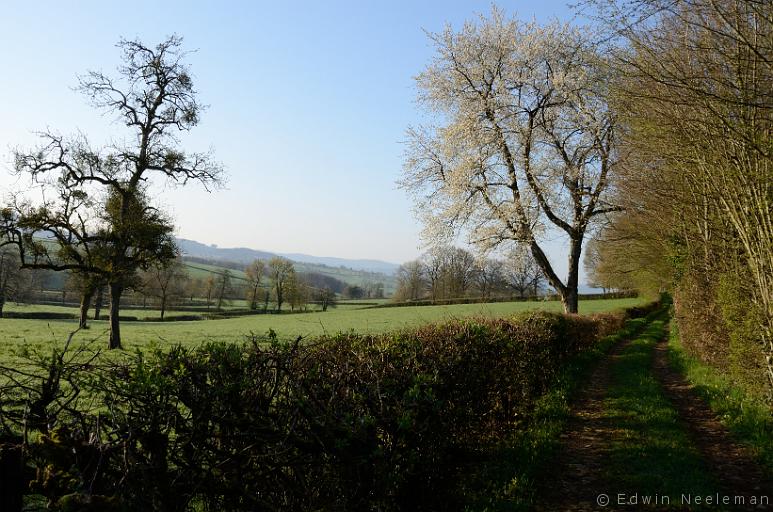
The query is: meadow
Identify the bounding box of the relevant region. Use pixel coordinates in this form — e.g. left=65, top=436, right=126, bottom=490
left=0, top=297, right=644, bottom=361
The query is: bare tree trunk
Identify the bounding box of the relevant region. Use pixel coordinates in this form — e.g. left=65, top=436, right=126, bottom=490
left=94, top=285, right=104, bottom=320
left=78, top=288, right=94, bottom=329
left=108, top=282, right=123, bottom=350
left=160, top=294, right=166, bottom=320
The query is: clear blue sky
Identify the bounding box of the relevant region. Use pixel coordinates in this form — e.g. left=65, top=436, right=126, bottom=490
left=0, top=0, right=590, bottom=281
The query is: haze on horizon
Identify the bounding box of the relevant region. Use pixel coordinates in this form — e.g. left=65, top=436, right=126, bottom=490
left=0, top=0, right=590, bottom=281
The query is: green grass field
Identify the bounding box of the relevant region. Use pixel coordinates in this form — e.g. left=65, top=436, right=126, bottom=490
left=0, top=298, right=645, bottom=362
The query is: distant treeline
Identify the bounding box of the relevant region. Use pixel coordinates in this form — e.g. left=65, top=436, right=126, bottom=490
left=373, top=290, right=638, bottom=309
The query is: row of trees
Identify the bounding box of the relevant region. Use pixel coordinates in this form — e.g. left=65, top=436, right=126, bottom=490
left=581, top=0, right=772, bottom=397
left=74, top=256, right=339, bottom=319
left=394, top=246, right=544, bottom=302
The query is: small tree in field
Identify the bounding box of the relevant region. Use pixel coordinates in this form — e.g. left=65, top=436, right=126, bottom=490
left=143, top=258, right=188, bottom=320
left=402, top=9, right=620, bottom=313
left=268, top=257, right=294, bottom=312
left=245, top=259, right=266, bottom=310
left=204, top=276, right=216, bottom=309
left=315, top=287, right=337, bottom=312
left=215, top=270, right=232, bottom=310
left=0, top=249, right=24, bottom=318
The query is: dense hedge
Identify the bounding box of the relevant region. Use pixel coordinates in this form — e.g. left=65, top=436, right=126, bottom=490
left=0, top=300, right=660, bottom=511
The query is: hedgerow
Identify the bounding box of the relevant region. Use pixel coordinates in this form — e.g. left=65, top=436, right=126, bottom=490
left=0, top=300, right=659, bottom=511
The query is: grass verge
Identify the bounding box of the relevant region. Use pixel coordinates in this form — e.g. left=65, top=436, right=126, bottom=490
left=666, top=323, right=773, bottom=475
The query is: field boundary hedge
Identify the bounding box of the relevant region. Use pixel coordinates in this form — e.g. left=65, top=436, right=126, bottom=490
left=0, top=298, right=660, bottom=511
left=374, top=290, right=638, bottom=309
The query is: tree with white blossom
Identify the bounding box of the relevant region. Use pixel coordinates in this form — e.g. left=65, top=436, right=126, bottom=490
left=401, top=8, right=620, bottom=313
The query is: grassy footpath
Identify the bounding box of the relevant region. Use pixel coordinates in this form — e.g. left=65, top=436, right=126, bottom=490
left=667, top=323, right=773, bottom=475
left=602, top=319, right=717, bottom=499
left=467, top=314, right=655, bottom=510
left=471, top=311, right=747, bottom=510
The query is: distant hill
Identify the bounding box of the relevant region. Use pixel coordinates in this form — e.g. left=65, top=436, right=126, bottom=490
left=176, top=238, right=399, bottom=275
left=176, top=239, right=276, bottom=264
left=277, top=253, right=399, bottom=275
left=176, top=238, right=398, bottom=294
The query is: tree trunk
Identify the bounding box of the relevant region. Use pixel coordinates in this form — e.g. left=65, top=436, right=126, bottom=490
left=78, top=288, right=94, bottom=329
left=160, top=295, right=166, bottom=320
left=94, top=286, right=104, bottom=320
left=108, top=283, right=123, bottom=350
left=528, top=237, right=581, bottom=314
left=562, top=236, right=583, bottom=314
left=250, top=284, right=259, bottom=310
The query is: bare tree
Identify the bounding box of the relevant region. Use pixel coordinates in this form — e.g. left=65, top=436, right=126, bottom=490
left=394, top=260, right=426, bottom=301
left=401, top=9, right=620, bottom=313
left=4, top=36, right=223, bottom=349
left=503, top=249, right=544, bottom=298
left=142, top=258, right=187, bottom=320
left=474, top=258, right=505, bottom=300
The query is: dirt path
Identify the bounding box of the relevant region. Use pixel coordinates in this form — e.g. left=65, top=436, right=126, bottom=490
left=652, top=337, right=773, bottom=507
left=535, top=339, right=632, bottom=511
left=537, top=321, right=772, bottom=511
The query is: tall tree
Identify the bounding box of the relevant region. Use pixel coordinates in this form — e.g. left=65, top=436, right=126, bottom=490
left=5, top=36, right=223, bottom=349
left=402, top=10, right=620, bottom=313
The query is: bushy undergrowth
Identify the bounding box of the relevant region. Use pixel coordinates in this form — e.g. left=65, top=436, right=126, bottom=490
left=667, top=323, right=773, bottom=474
left=674, top=270, right=770, bottom=401
left=0, top=301, right=660, bottom=511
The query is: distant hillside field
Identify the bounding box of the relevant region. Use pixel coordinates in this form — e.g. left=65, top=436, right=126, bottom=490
left=0, top=297, right=646, bottom=362
left=177, top=238, right=399, bottom=274
left=181, top=256, right=397, bottom=295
